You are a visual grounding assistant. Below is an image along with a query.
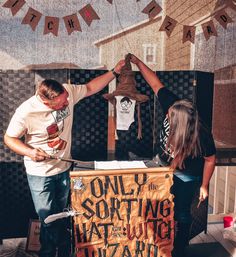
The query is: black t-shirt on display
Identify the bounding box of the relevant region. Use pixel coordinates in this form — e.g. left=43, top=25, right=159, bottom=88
left=157, top=87, right=216, bottom=177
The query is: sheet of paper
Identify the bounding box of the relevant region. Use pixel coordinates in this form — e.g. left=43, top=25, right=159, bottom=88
left=118, top=161, right=147, bottom=169
left=95, top=160, right=120, bottom=170
left=95, top=160, right=147, bottom=170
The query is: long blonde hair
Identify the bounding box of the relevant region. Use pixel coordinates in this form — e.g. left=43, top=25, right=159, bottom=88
left=166, top=99, right=201, bottom=169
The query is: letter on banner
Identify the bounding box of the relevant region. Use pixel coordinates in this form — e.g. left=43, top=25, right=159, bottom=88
left=214, top=9, right=233, bottom=29
left=182, top=25, right=196, bottom=44
left=44, top=16, right=59, bottom=36
left=63, top=14, right=82, bottom=35
left=79, top=4, right=100, bottom=26
left=142, top=0, right=162, bottom=19
left=159, top=15, right=177, bottom=37
left=201, top=20, right=218, bottom=41
left=3, top=0, right=26, bottom=16
left=21, top=7, right=42, bottom=31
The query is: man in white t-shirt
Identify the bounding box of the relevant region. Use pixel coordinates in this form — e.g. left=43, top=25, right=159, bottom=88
left=4, top=60, right=124, bottom=257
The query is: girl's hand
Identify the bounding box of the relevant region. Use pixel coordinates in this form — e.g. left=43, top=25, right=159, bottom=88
left=130, top=54, right=140, bottom=65
left=199, top=185, right=208, bottom=201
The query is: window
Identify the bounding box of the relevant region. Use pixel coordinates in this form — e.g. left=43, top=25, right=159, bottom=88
left=143, top=44, right=157, bottom=64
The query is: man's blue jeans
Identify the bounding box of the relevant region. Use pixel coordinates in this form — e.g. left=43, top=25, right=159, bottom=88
left=27, top=170, right=71, bottom=257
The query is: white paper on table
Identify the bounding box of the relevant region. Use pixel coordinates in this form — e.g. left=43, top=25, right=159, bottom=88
left=118, top=161, right=147, bottom=169
left=95, top=160, right=147, bottom=170
left=95, top=160, right=119, bottom=170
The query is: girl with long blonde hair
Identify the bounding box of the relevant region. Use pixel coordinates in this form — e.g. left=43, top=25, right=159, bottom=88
left=131, top=54, right=216, bottom=257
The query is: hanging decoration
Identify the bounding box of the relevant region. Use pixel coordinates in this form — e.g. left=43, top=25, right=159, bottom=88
left=44, top=16, right=59, bottom=36
left=182, top=25, right=196, bottom=44
left=79, top=4, right=100, bottom=26
left=214, top=9, right=233, bottom=29
left=142, top=0, right=162, bottom=19
left=63, top=14, right=82, bottom=35
left=201, top=20, right=218, bottom=41
left=103, top=53, right=149, bottom=139
left=21, top=7, right=42, bottom=31
left=159, top=15, right=177, bottom=37
left=227, top=0, right=236, bottom=11
left=142, top=0, right=234, bottom=44
left=2, top=0, right=100, bottom=36
left=1, top=0, right=236, bottom=42
left=3, top=0, right=25, bottom=16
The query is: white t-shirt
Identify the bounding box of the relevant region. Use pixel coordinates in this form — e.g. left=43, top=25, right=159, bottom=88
left=6, top=83, right=87, bottom=177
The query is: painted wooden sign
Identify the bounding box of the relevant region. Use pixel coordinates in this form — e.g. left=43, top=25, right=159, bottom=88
left=70, top=167, right=174, bottom=257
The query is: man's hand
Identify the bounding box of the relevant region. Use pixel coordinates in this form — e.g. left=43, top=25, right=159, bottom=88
left=113, top=60, right=125, bottom=74
left=4, top=134, right=50, bottom=162
left=29, top=148, right=50, bottom=162
left=85, top=59, right=125, bottom=97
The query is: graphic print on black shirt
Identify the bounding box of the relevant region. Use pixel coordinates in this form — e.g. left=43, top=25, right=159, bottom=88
left=160, top=116, right=173, bottom=160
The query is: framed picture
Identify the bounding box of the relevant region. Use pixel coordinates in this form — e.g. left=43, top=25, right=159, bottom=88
left=26, top=219, right=41, bottom=252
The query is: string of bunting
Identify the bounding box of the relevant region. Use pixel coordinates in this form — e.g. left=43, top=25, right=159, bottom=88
left=142, top=0, right=235, bottom=43
left=2, top=0, right=106, bottom=36
left=2, top=0, right=236, bottom=42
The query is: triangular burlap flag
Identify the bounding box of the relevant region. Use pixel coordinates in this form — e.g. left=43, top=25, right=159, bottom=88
left=63, top=14, right=82, bottom=35
left=226, top=0, right=236, bottom=11
left=142, top=0, right=162, bottom=19
left=201, top=20, right=218, bottom=41
left=159, top=15, right=177, bottom=37
left=44, top=16, right=59, bottom=36
left=79, top=4, right=100, bottom=26
left=182, top=25, right=196, bottom=44
left=214, top=9, right=233, bottom=29
left=3, top=0, right=25, bottom=16
left=21, top=7, right=42, bottom=31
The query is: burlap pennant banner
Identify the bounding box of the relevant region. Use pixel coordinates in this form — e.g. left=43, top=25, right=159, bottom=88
left=2, top=0, right=25, bottom=16
left=142, top=0, right=162, bottom=19
left=63, top=14, right=82, bottom=35
left=159, top=15, right=177, bottom=37
left=44, top=16, right=59, bottom=36
left=182, top=25, right=196, bottom=44
left=21, top=7, right=42, bottom=31
left=226, top=0, right=236, bottom=11
left=214, top=9, right=233, bottom=29
left=2, top=0, right=235, bottom=39
left=79, top=4, right=100, bottom=26
left=201, top=20, right=218, bottom=41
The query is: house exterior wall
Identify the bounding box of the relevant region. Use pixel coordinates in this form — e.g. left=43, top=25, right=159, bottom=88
left=95, top=19, right=164, bottom=71
left=164, top=0, right=218, bottom=70
left=213, top=65, right=236, bottom=145
left=165, top=0, right=236, bottom=146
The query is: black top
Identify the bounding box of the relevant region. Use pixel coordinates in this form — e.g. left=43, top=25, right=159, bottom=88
left=157, top=87, right=216, bottom=177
